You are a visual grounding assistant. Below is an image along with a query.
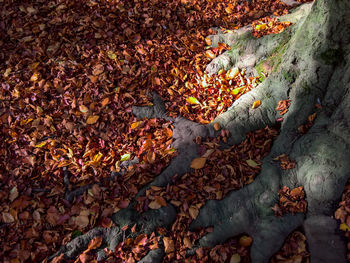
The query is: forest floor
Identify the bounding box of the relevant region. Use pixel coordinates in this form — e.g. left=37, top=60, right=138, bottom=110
left=1, top=0, right=349, bottom=262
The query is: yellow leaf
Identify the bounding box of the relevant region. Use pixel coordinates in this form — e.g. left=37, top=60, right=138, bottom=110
left=186, top=97, right=200, bottom=105
left=131, top=121, right=140, bottom=129
left=246, top=159, right=259, bottom=168
left=35, top=141, right=47, bottom=148
left=189, top=206, right=199, bottom=219
left=79, top=105, right=89, bottom=113
left=30, top=72, right=40, bottom=82
left=107, top=50, right=117, bottom=60
left=190, top=157, right=206, bottom=169
left=256, top=24, right=267, bottom=30
left=3, top=68, right=11, bottom=77
left=86, top=115, right=99, bottom=124
left=252, top=100, right=261, bottom=109
left=120, top=153, right=130, bottom=161
left=340, top=223, right=350, bottom=232
left=92, top=152, right=103, bottom=163
left=231, top=88, right=241, bottom=95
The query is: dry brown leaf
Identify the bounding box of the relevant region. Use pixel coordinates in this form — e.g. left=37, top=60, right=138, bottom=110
left=163, top=237, right=175, bottom=253
left=148, top=200, right=162, bottom=210
left=189, top=206, right=199, bottom=219
left=190, top=157, right=206, bottom=169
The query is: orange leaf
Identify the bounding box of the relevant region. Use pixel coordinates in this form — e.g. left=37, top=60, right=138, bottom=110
left=213, top=123, right=221, bottom=131
left=252, top=100, right=261, bottom=109
left=86, top=115, right=99, bottom=124
left=88, top=236, right=103, bottom=250
left=131, top=121, right=140, bottom=129
left=205, top=50, right=216, bottom=59
left=101, top=97, right=110, bottom=108
left=205, top=38, right=212, bottom=46
left=190, top=157, right=206, bottom=169
left=155, top=196, right=167, bottom=207
left=239, top=236, right=252, bottom=247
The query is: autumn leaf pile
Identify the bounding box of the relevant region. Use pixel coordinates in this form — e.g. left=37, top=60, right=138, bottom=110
left=0, top=0, right=314, bottom=262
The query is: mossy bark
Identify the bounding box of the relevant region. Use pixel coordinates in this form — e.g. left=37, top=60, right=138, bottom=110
left=52, top=0, right=350, bottom=262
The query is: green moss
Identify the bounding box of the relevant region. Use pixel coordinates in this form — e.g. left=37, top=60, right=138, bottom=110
left=255, top=60, right=267, bottom=83
left=301, top=81, right=311, bottom=95
left=320, top=48, right=344, bottom=65
left=282, top=69, right=299, bottom=83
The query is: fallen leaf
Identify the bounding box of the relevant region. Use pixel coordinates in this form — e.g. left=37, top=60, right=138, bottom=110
left=230, top=253, right=241, bottom=263
left=186, top=97, right=200, bottom=105
left=88, top=236, right=103, bottom=250
left=246, top=159, right=259, bottom=168
left=239, top=236, right=253, bottom=247
left=163, top=237, right=175, bottom=253
left=79, top=105, right=89, bottom=113
left=86, top=115, right=99, bottom=124
left=9, top=186, right=19, bottom=202
left=131, top=122, right=140, bottom=129
left=213, top=122, right=221, bottom=131
left=2, top=212, right=15, bottom=223
left=252, top=100, right=261, bottom=109
left=155, top=196, right=167, bottom=207
left=340, top=223, right=350, bottom=232
left=183, top=237, right=193, bottom=248
left=92, top=64, right=104, bottom=75
left=75, top=215, right=89, bottom=229
left=190, top=157, right=206, bottom=169
left=107, top=50, right=117, bottom=60
left=120, top=153, right=131, bottom=161
left=148, top=200, right=162, bottom=210
left=189, top=206, right=199, bottom=219
left=256, top=24, right=267, bottom=30
left=101, top=97, right=110, bottom=108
